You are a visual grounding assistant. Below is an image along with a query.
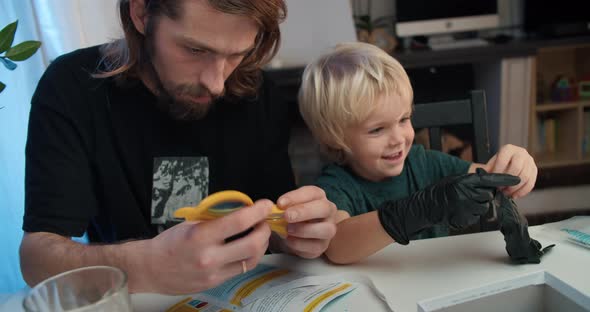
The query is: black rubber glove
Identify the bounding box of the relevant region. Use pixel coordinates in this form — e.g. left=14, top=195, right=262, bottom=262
left=496, top=192, right=555, bottom=264
left=378, top=168, right=520, bottom=245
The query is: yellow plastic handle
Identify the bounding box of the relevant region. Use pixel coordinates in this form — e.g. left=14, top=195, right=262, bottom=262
left=173, top=190, right=287, bottom=237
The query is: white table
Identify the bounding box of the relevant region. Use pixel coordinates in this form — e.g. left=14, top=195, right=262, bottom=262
left=4, top=218, right=589, bottom=312
left=266, top=217, right=589, bottom=311
left=134, top=217, right=590, bottom=311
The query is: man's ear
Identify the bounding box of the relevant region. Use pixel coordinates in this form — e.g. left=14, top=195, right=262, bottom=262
left=129, top=0, right=148, bottom=35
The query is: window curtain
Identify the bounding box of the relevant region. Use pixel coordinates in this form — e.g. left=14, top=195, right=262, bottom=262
left=0, top=0, right=120, bottom=293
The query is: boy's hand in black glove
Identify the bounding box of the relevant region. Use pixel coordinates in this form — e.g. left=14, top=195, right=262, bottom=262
left=378, top=168, right=520, bottom=245
left=496, top=192, right=555, bottom=264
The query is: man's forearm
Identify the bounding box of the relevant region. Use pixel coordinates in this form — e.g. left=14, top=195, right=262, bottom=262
left=20, top=232, right=152, bottom=293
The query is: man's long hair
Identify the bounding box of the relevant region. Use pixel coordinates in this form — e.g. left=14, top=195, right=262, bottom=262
left=95, top=0, right=286, bottom=98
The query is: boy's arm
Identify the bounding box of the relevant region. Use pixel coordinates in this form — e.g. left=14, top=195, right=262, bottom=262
left=325, top=170, right=521, bottom=265
left=334, top=210, right=351, bottom=223
left=325, top=211, right=394, bottom=264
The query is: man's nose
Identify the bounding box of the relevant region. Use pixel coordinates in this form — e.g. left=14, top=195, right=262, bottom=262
left=200, top=56, right=226, bottom=96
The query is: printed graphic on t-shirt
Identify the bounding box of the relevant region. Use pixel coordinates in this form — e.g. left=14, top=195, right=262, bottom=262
left=151, top=157, right=209, bottom=225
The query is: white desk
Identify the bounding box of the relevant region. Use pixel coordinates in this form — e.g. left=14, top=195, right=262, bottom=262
left=261, top=218, right=590, bottom=311
left=4, top=218, right=589, bottom=312
left=132, top=217, right=590, bottom=311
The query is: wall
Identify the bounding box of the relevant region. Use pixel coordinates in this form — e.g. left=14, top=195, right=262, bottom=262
left=272, top=0, right=357, bottom=68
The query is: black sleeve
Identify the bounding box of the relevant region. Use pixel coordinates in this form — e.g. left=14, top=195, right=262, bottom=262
left=254, top=73, right=296, bottom=202
left=23, top=55, right=98, bottom=237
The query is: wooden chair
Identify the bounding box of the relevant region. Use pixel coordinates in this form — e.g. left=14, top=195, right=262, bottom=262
left=411, top=90, right=497, bottom=233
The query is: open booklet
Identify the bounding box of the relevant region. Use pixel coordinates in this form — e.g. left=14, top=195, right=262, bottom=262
left=165, top=264, right=392, bottom=312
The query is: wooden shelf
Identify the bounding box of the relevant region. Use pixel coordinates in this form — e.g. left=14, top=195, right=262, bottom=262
left=535, top=163, right=590, bottom=188
left=534, top=151, right=580, bottom=168
left=529, top=45, right=590, bottom=175
left=537, top=158, right=590, bottom=168
left=536, top=102, right=578, bottom=111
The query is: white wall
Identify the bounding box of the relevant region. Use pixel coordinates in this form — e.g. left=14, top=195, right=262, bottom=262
left=273, top=0, right=357, bottom=68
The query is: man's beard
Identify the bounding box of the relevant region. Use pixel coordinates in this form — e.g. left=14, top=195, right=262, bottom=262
left=144, top=45, right=222, bottom=121
left=153, top=76, right=221, bottom=121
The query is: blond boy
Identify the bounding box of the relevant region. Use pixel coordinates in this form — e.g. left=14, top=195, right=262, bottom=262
left=298, top=42, right=537, bottom=264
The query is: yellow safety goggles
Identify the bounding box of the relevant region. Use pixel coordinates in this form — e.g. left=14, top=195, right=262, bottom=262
left=173, top=190, right=287, bottom=237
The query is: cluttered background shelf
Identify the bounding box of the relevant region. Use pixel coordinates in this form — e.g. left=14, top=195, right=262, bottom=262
left=530, top=44, right=590, bottom=171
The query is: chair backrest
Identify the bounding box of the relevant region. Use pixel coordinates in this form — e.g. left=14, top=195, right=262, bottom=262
left=412, top=90, right=491, bottom=163
left=411, top=90, right=495, bottom=233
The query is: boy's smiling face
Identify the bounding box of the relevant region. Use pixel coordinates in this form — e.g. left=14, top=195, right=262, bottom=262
left=343, top=93, right=414, bottom=182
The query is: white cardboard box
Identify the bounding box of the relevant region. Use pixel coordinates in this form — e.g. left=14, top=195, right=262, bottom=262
left=417, top=271, right=590, bottom=312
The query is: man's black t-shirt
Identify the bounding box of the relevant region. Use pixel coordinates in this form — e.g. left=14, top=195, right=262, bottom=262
left=23, top=46, right=295, bottom=243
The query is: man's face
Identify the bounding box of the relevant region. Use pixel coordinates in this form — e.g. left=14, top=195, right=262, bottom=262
left=343, top=93, right=415, bottom=182
left=147, top=0, right=259, bottom=119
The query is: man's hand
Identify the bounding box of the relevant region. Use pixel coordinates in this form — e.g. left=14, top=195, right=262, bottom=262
left=135, top=200, right=273, bottom=294
left=486, top=144, right=537, bottom=199
left=273, top=186, right=337, bottom=259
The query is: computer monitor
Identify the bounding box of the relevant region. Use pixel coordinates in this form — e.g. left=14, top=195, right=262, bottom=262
left=524, top=0, right=590, bottom=38
left=395, top=0, right=499, bottom=37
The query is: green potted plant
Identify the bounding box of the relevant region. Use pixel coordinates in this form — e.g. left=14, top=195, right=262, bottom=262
left=0, top=20, right=42, bottom=95
left=351, top=0, right=397, bottom=54
left=354, top=14, right=397, bottom=54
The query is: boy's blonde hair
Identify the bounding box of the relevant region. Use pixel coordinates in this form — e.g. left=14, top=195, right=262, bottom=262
left=298, top=42, right=413, bottom=163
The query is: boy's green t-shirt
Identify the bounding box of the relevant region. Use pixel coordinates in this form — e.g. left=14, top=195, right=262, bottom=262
left=316, top=144, right=471, bottom=240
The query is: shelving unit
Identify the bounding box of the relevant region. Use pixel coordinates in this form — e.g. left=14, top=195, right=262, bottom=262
left=270, top=36, right=590, bottom=190
left=529, top=44, right=590, bottom=169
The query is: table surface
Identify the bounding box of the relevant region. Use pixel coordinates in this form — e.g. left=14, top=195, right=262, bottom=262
left=3, top=217, right=589, bottom=312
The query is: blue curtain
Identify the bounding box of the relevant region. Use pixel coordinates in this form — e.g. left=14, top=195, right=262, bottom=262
left=1, top=0, right=119, bottom=293
left=0, top=2, right=45, bottom=293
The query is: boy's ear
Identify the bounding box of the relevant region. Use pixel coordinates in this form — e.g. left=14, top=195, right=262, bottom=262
left=324, top=145, right=347, bottom=165
left=129, top=0, right=148, bottom=35
left=324, top=141, right=343, bottom=154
